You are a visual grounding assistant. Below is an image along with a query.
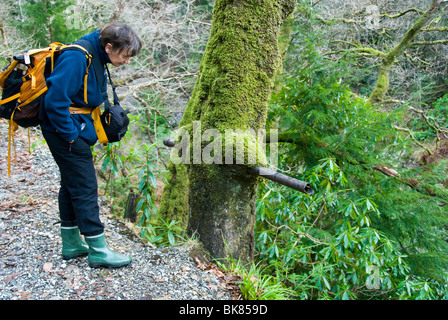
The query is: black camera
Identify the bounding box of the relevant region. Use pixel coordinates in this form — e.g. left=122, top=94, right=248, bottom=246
left=100, top=103, right=130, bottom=143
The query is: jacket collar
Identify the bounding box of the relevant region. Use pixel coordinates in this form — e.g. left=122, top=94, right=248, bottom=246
left=78, top=29, right=111, bottom=65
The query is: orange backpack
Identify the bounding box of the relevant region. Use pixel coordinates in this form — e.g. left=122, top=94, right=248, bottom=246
left=0, top=42, right=92, bottom=176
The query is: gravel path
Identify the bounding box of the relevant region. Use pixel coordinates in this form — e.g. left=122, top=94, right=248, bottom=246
left=0, top=120, right=237, bottom=301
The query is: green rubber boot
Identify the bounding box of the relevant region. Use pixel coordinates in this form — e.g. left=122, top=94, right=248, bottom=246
left=85, top=233, right=131, bottom=268
left=61, top=226, right=89, bottom=260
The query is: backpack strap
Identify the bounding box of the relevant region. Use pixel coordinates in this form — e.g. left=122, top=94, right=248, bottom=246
left=69, top=104, right=108, bottom=144
left=58, top=44, right=92, bottom=104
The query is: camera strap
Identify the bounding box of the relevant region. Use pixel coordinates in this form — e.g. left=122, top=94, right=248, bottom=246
left=75, top=39, right=129, bottom=144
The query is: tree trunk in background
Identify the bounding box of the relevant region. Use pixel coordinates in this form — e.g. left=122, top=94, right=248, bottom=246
left=159, top=0, right=295, bottom=264
left=368, top=0, right=442, bottom=105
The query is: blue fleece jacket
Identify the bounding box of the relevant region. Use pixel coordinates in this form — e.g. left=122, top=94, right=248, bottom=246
left=41, top=30, right=110, bottom=145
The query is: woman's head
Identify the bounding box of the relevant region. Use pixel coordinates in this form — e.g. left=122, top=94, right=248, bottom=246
left=99, top=23, right=142, bottom=67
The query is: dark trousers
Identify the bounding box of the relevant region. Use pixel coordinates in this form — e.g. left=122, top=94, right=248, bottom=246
left=42, top=130, right=104, bottom=236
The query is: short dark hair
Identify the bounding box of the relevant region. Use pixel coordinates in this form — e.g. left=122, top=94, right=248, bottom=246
left=99, top=23, right=142, bottom=57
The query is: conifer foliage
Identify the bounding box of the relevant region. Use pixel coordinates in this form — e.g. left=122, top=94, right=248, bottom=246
left=256, top=1, right=448, bottom=299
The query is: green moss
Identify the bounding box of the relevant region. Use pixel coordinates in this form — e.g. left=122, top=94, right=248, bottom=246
left=159, top=0, right=295, bottom=262
left=368, top=65, right=390, bottom=105
left=182, top=0, right=285, bottom=131
left=158, top=161, right=190, bottom=229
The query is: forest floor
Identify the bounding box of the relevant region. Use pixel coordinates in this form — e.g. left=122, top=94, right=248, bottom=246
left=0, top=119, right=239, bottom=301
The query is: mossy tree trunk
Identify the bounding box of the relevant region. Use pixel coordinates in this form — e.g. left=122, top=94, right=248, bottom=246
left=159, top=0, right=295, bottom=263
left=368, top=0, right=442, bottom=105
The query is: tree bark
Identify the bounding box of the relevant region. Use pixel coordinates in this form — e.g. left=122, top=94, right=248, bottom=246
left=124, top=192, right=139, bottom=223
left=159, top=0, right=295, bottom=264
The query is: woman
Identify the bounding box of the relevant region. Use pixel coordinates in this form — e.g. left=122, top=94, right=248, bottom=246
left=41, top=23, right=142, bottom=268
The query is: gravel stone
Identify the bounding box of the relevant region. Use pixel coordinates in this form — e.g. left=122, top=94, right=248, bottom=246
left=0, top=121, right=235, bottom=300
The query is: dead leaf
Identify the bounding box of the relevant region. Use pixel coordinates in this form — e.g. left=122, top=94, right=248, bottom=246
left=225, top=275, right=241, bottom=282
left=195, top=257, right=206, bottom=270
left=250, top=275, right=257, bottom=284
left=208, top=268, right=225, bottom=278
left=3, top=272, right=22, bottom=285
left=19, top=291, right=34, bottom=300
left=208, top=284, right=218, bottom=291
left=43, top=262, right=53, bottom=272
